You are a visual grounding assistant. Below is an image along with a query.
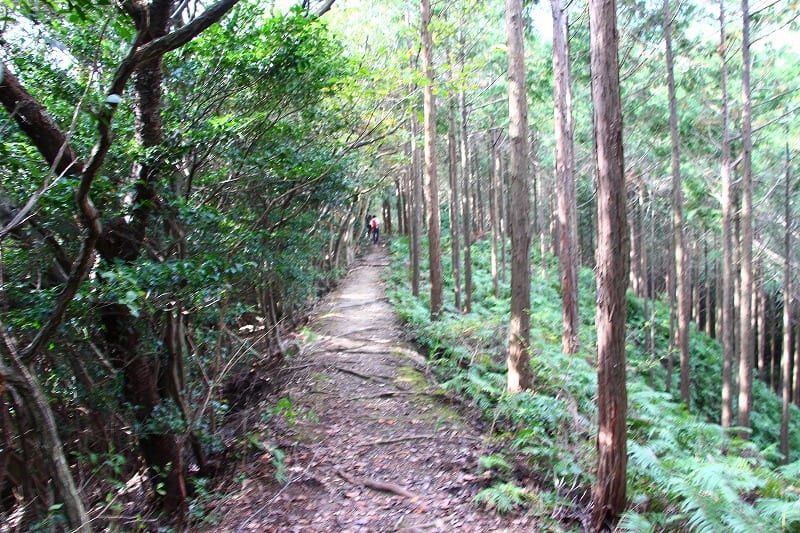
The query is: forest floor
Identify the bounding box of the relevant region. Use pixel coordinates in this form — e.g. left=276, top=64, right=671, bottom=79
left=209, top=243, right=542, bottom=532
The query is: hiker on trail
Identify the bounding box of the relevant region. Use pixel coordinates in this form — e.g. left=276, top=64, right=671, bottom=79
left=369, top=216, right=380, bottom=244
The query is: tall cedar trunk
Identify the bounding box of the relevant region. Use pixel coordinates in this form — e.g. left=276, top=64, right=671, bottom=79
left=382, top=198, right=392, bottom=236
left=758, top=277, right=767, bottom=382
left=780, top=143, right=792, bottom=462
left=459, top=32, right=473, bottom=313
left=489, top=132, right=500, bottom=297
left=737, top=0, right=754, bottom=438
left=501, top=151, right=508, bottom=285
left=629, top=185, right=641, bottom=296
left=792, top=307, right=800, bottom=407
left=551, top=0, right=580, bottom=354
left=420, top=0, right=443, bottom=319
left=664, top=0, right=691, bottom=407
left=410, top=111, right=423, bottom=297
left=666, top=212, right=675, bottom=392
left=589, top=0, right=629, bottom=526
left=505, top=0, right=533, bottom=393
left=395, top=177, right=405, bottom=235
left=475, top=140, right=486, bottom=233
left=719, top=0, right=735, bottom=428
left=447, top=62, right=462, bottom=311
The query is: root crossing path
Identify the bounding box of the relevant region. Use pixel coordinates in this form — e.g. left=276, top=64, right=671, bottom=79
left=215, top=245, right=539, bottom=532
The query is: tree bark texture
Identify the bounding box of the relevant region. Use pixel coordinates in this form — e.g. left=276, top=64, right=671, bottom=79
left=504, top=0, right=533, bottom=393
left=489, top=131, right=501, bottom=298
left=410, top=112, right=422, bottom=297
left=737, top=0, right=754, bottom=438
left=780, top=143, right=792, bottom=463
left=719, top=0, right=735, bottom=428
left=447, top=64, right=462, bottom=311
left=664, top=0, right=691, bottom=408
left=420, top=0, right=443, bottom=319
left=458, top=36, right=473, bottom=313
left=589, top=0, right=629, bottom=526
left=551, top=0, right=580, bottom=355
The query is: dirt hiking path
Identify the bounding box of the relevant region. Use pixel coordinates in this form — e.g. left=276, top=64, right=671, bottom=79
left=213, top=245, right=539, bottom=532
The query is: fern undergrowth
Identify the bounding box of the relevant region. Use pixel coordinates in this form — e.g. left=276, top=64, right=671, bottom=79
left=385, top=235, right=800, bottom=532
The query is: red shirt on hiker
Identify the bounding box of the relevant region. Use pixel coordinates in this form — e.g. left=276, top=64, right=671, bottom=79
left=368, top=216, right=380, bottom=244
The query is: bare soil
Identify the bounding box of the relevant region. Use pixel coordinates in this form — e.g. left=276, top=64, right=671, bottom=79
left=208, top=245, right=542, bottom=532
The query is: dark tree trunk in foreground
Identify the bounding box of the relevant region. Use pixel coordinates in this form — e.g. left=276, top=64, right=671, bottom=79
left=551, top=0, right=580, bottom=354
left=589, top=0, right=629, bottom=526
left=504, top=0, right=532, bottom=392
left=421, top=0, right=443, bottom=319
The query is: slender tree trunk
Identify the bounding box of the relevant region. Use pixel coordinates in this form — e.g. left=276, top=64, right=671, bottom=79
left=737, top=0, right=754, bottom=438
left=505, top=0, right=533, bottom=393
left=551, top=0, right=580, bottom=354
left=474, top=138, right=485, bottom=233
left=489, top=131, right=501, bottom=298
left=420, top=0, right=443, bottom=319
left=589, top=0, right=629, bottom=526
left=410, top=112, right=422, bottom=297
left=719, top=0, right=735, bottom=428
left=757, top=274, right=767, bottom=382
left=447, top=64, right=462, bottom=311
left=780, top=143, right=792, bottom=462
left=664, top=0, right=691, bottom=407
left=395, top=177, right=405, bottom=236
left=458, top=34, right=473, bottom=313
left=382, top=198, right=392, bottom=236
left=500, top=150, right=508, bottom=285
left=795, top=303, right=800, bottom=407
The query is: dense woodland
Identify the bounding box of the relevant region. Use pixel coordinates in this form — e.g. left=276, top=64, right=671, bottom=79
left=1, top=0, right=799, bottom=530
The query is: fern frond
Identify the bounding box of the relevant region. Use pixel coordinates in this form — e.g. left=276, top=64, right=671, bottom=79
left=617, top=511, right=656, bottom=533
left=478, top=454, right=512, bottom=473
left=472, top=482, right=532, bottom=514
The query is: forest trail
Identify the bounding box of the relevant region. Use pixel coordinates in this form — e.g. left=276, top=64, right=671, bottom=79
left=212, top=244, right=540, bottom=532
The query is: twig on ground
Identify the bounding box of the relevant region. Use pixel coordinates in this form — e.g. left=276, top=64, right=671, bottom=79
left=331, top=365, right=392, bottom=383
left=361, top=435, right=434, bottom=446
left=348, top=391, right=415, bottom=400
left=334, top=467, right=416, bottom=499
